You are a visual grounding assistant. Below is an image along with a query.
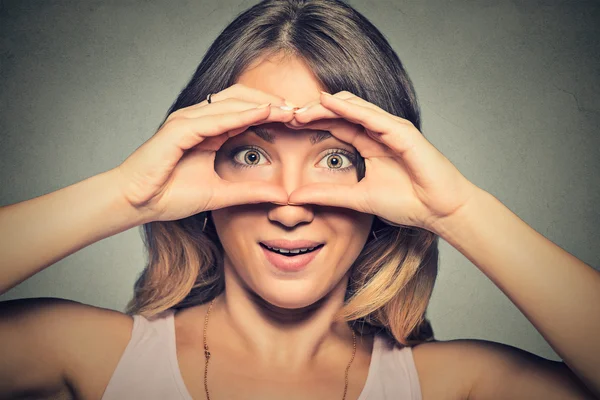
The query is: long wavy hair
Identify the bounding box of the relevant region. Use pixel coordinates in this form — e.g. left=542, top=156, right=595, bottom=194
left=124, top=0, right=439, bottom=347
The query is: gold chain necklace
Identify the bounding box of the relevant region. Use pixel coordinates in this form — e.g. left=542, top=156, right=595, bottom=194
left=202, top=298, right=357, bottom=400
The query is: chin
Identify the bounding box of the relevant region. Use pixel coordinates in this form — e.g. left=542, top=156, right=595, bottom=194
left=252, top=270, right=351, bottom=313
left=252, top=280, right=331, bottom=310
left=263, top=288, right=321, bottom=310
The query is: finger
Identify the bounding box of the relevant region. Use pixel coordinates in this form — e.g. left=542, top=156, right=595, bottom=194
left=285, top=118, right=395, bottom=159
left=167, top=84, right=287, bottom=121
left=194, top=113, right=297, bottom=153
left=290, top=94, right=386, bottom=127
left=195, top=84, right=287, bottom=109
left=287, top=107, right=341, bottom=128
left=161, top=105, right=274, bottom=152
left=289, top=92, right=354, bottom=123
left=293, top=91, right=356, bottom=111
left=286, top=182, right=370, bottom=214
left=168, top=98, right=295, bottom=122
left=331, top=91, right=389, bottom=115
left=318, top=93, right=419, bottom=156
left=210, top=180, right=289, bottom=209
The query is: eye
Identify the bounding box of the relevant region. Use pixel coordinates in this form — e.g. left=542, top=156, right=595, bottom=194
left=228, top=146, right=356, bottom=172
left=229, top=145, right=269, bottom=169
left=316, top=149, right=356, bottom=172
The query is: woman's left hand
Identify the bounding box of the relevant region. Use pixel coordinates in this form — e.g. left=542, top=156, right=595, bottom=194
left=285, top=91, right=480, bottom=232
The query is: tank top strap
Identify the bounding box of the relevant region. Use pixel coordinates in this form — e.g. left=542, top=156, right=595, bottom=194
left=165, top=309, right=195, bottom=400
left=362, top=334, right=422, bottom=400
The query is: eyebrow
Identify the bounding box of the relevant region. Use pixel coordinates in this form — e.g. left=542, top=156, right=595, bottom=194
left=251, top=126, right=333, bottom=145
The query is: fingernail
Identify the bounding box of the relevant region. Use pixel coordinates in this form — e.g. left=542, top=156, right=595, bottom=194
left=294, top=106, right=308, bottom=114
left=256, top=103, right=271, bottom=109
left=279, top=99, right=300, bottom=111
left=320, top=91, right=332, bottom=96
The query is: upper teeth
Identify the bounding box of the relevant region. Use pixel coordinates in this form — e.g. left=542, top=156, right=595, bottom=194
left=265, top=245, right=317, bottom=254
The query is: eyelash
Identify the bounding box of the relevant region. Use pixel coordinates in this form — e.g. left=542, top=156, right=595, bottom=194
left=227, top=145, right=357, bottom=173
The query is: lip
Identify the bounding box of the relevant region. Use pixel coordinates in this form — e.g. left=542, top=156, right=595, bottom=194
left=260, top=243, right=324, bottom=272
left=260, top=239, right=324, bottom=250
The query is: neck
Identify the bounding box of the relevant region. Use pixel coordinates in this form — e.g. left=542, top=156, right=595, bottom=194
left=209, top=262, right=355, bottom=371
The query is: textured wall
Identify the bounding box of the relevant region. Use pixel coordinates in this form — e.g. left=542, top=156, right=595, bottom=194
left=1, top=0, right=598, bottom=362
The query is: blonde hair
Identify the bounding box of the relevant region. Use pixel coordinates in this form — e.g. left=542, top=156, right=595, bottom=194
left=125, top=212, right=438, bottom=347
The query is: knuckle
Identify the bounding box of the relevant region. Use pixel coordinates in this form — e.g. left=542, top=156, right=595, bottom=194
left=401, top=118, right=414, bottom=127
left=273, top=95, right=286, bottom=104
left=162, top=118, right=182, bottom=132
left=226, top=83, right=244, bottom=94
left=210, top=117, right=230, bottom=133
left=211, top=84, right=246, bottom=104
left=165, top=110, right=184, bottom=123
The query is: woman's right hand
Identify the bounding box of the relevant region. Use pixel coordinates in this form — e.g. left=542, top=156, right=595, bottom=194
left=115, top=84, right=295, bottom=223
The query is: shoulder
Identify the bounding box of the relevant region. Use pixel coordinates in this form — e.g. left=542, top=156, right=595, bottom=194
left=3, top=297, right=133, bottom=358
left=1, top=297, right=133, bottom=399
left=411, top=338, right=595, bottom=400
left=47, top=298, right=134, bottom=399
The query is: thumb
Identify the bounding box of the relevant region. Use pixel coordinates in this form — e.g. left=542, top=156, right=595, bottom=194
left=288, top=183, right=366, bottom=213
left=212, top=180, right=289, bottom=209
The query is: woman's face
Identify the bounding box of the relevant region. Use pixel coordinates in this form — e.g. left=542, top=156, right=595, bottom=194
left=211, top=54, right=374, bottom=309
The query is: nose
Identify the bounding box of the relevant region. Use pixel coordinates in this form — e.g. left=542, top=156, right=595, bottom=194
left=267, top=168, right=315, bottom=228
left=267, top=203, right=315, bottom=228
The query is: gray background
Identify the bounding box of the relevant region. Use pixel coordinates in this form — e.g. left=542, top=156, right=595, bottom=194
left=1, top=0, right=598, bottom=362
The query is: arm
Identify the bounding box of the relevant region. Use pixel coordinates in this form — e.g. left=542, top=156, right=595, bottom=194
left=413, top=339, right=597, bottom=400
left=0, top=168, right=146, bottom=294
left=0, top=297, right=132, bottom=399
left=430, top=187, right=600, bottom=397
left=467, top=339, right=598, bottom=400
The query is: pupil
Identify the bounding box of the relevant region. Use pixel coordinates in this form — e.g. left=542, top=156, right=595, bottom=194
left=327, top=155, right=341, bottom=168
left=245, top=151, right=258, bottom=164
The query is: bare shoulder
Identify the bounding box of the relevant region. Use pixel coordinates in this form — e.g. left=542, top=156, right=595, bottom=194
left=411, top=339, right=472, bottom=400
left=0, top=297, right=133, bottom=400
left=411, top=338, right=595, bottom=400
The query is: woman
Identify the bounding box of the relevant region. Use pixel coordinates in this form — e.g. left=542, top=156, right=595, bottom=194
left=1, top=0, right=598, bottom=399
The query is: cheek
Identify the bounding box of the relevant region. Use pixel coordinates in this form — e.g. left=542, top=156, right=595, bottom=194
left=334, top=208, right=374, bottom=232
left=210, top=209, right=244, bottom=248
left=210, top=208, right=263, bottom=254
left=209, top=210, right=229, bottom=245
left=328, top=213, right=374, bottom=261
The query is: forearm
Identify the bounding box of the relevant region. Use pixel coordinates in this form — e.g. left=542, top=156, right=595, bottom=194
left=0, top=168, right=147, bottom=294
left=430, top=188, right=600, bottom=395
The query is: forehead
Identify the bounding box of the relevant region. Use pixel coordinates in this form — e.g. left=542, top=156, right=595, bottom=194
left=244, top=124, right=334, bottom=146
left=236, top=53, right=324, bottom=106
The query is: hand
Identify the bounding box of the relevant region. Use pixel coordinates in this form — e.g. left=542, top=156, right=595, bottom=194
left=285, top=91, right=479, bottom=231
left=115, top=84, right=295, bottom=223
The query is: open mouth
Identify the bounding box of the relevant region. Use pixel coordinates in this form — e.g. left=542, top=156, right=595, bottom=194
left=259, top=243, right=325, bottom=257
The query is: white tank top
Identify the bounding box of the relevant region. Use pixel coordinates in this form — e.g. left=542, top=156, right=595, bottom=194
left=101, top=309, right=422, bottom=399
